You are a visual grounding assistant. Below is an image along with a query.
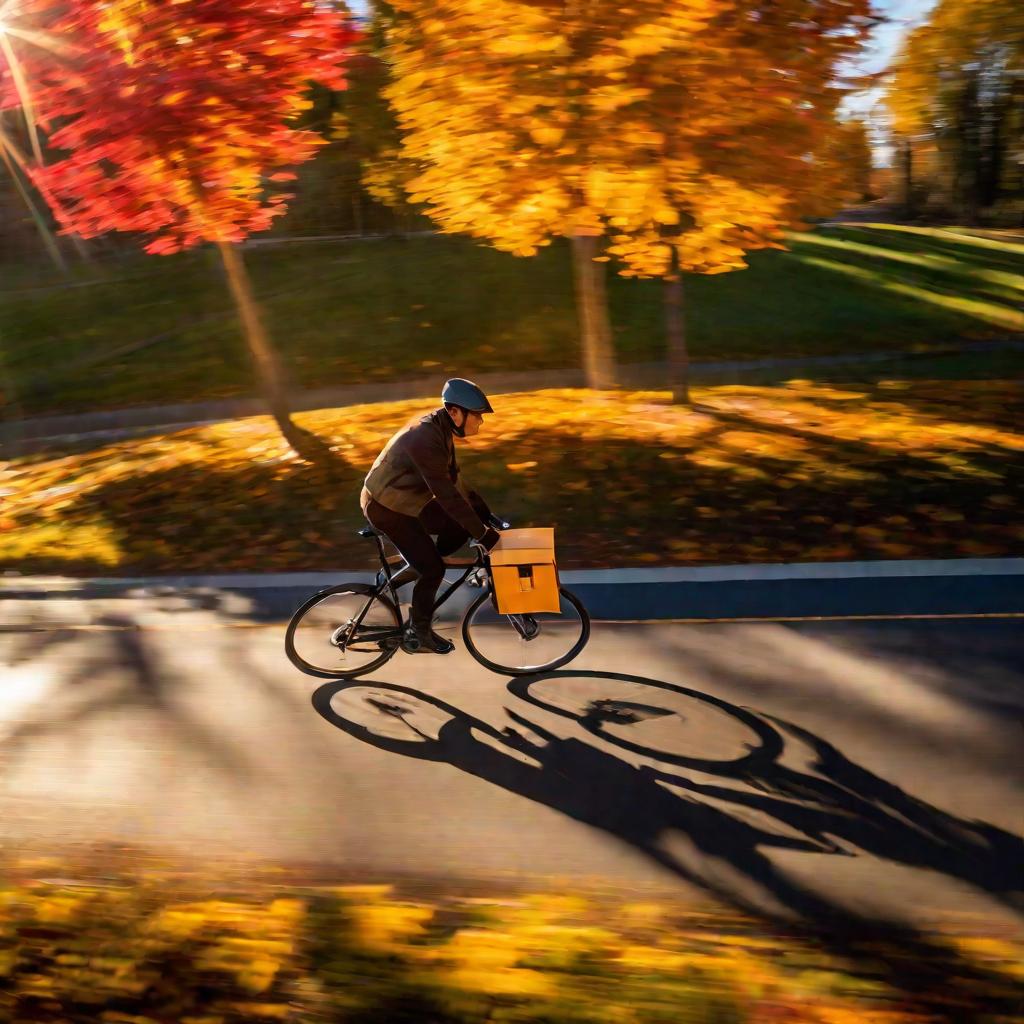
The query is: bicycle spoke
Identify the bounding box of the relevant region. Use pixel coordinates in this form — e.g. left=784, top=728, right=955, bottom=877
left=287, top=586, right=400, bottom=678
left=463, top=588, right=589, bottom=674
left=330, top=686, right=453, bottom=744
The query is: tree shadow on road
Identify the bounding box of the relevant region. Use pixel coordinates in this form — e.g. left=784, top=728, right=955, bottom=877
left=312, top=670, right=1024, bottom=1022
left=0, top=610, right=255, bottom=781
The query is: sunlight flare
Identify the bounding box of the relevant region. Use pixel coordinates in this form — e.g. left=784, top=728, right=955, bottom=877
left=0, top=126, right=65, bottom=266
left=0, top=31, right=42, bottom=161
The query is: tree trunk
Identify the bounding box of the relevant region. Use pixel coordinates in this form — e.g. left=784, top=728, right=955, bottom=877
left=7, top=166, right=66, bottom=272
left=983, top=105, right=1003, bottom=210
left=217, top=240, right=298, bottom=444
left=958, top=71, right=982, bottom=225
left=664, top=266, right=689, bottom=406
left=900, top=136, right=915, bottom=219
left=352, top=192, right=364, bottom=236
left=982, top=87, right=1012, bottom=210
left=0, top=131, right=67, bottom=272
left=570, top=234, right=616, bottom=390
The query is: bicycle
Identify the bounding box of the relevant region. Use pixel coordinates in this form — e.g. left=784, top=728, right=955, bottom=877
left=285, top=514, right=591, bottom=679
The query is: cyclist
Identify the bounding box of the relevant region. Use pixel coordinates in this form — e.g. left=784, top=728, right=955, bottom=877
left=360, top=378, right=502, bottom=655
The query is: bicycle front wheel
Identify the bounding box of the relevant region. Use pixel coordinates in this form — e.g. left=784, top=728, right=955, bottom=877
left=462, top=587, right=590, bottom=676
left=286, top=584, right=400, bottom=679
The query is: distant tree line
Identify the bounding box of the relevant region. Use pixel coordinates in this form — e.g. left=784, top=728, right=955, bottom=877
left=885, top=0, right=1024, bottom=224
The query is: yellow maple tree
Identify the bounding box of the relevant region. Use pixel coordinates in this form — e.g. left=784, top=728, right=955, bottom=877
left=381, top=0, right=873, bottom=401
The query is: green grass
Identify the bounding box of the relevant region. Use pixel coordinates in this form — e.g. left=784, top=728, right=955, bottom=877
left=705, top=346, right=1024, bottom=389
left=1, top=223, right=1021, bottom=418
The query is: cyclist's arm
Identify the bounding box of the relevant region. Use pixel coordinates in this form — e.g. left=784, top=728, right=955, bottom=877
left=407, top=434, right=489, bottom=540
left=455, top=470, right=492, bottom=516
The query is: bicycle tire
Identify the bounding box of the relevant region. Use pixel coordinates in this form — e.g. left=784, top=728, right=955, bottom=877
left=285, top=583, right=401, bottom=680
left=462, top=586, right=591, bottom=676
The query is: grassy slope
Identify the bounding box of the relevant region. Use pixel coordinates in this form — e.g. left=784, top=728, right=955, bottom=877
left=2, top=224, right=1021, bottom=418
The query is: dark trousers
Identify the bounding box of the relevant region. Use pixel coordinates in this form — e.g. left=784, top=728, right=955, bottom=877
left=364, top=492, right=490, bottom=630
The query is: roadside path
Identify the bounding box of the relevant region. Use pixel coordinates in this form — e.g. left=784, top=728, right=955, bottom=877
left=5, top=337, right=1022, bottom=452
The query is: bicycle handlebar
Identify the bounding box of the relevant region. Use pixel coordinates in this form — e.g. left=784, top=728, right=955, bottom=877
left=469, top=514, right=509, bottom=553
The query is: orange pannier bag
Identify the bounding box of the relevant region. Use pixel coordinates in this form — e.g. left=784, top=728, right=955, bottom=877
left=488, top=527, right=562, bottom=615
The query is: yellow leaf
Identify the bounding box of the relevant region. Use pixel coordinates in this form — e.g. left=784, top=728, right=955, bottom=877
left=529, top=126, right=565, bottom=147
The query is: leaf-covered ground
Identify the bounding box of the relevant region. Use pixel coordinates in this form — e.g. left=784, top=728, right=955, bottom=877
left=3, top=223, right=1022, bottom=418
left=3, top=380, right=1022, bottom=575
left=0, top=846, right=1020, bottom=1024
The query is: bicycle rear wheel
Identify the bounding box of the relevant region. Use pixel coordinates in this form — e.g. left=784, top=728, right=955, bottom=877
left=285, top=584, right=400, bottom=679
left=462, top=587, right=590, bottom=676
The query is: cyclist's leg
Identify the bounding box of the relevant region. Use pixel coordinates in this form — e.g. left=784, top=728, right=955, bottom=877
left=365, top=499, right=449, bottom=647
left=421, top=492, right=491, bottom=557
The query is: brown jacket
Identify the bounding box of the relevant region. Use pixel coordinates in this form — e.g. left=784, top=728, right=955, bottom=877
left=360, top=408, right=488, bottom=539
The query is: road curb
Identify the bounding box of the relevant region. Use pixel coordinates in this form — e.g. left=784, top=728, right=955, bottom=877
left=4, top=558, right=1022, bottom=623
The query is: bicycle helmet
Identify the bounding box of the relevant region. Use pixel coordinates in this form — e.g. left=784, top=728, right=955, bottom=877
left=442, top=378, right=493, bottom=415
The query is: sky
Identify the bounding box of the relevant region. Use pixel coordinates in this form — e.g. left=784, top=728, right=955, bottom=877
left=840, top=0, right=939, bottom=162
left=841, top=0, right=939, bottom=114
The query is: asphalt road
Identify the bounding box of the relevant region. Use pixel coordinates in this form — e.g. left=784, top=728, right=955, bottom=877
left=1, top=607, right=1021, bottom=940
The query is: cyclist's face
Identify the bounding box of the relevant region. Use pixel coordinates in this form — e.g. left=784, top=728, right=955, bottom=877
left=462, top=410, right=484, bottom=437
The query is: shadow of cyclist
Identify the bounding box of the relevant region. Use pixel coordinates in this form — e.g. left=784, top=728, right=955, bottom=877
left=312, top=672, right=1023, bottom=1022
left=510, top=671, right=1024, bottom=919
left=312, top=678, right=837, bottom=919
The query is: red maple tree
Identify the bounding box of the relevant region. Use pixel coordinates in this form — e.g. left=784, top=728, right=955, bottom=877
left=3, top=0, right=356, bottom=441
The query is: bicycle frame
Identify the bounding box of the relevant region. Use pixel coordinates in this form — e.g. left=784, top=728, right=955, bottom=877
left=344, top=532, right=538, bottom=652
left=286, top=515, right=588, bottom=680
left=342, top=533, right=485, bottom=650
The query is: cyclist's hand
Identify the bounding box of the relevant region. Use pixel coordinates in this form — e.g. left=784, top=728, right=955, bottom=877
left=478, top=526, right=501, bottom=551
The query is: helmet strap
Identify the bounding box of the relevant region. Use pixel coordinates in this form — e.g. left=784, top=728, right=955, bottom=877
left=444, top=404, right=467, bottom=438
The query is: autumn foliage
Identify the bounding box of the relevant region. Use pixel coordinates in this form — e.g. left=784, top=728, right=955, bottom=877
left=1, top=851, right=1020, bottom=1023
left=2, top=0, right=356, bottom=253
left=4, top=380, right=1022, bottom=573
left=383, top=0, right=873, bottom=278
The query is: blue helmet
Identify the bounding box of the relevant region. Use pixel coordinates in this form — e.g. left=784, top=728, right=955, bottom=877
left=442, top=378, right=493, bottom=414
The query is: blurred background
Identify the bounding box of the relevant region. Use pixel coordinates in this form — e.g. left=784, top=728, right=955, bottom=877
left=1, top=0, right=1022, bottom=574
left=0, top=0, right=1021, bottom=576
left=0, top=2, right=1022, bottom=1021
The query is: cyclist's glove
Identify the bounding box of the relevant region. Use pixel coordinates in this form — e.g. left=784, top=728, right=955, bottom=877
left=478, top=526, right=501, bottom=551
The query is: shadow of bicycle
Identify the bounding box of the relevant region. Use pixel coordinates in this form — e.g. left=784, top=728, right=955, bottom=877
left=312, top=669, right=1024, bottom=1022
